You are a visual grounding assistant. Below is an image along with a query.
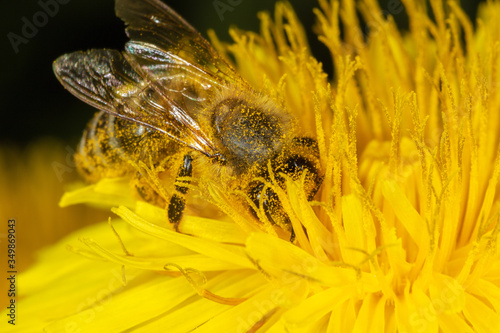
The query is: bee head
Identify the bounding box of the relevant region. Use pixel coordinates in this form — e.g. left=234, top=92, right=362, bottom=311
left=247, top=137, right=323, bottom=233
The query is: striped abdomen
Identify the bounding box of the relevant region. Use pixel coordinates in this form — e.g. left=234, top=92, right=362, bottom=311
left=75, top=111, right=177, bottom=183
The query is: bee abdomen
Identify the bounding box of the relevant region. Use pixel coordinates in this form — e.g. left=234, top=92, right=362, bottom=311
left=75, top=111, right=135, bottom=182
left=75, top=111, right=179, bottom=184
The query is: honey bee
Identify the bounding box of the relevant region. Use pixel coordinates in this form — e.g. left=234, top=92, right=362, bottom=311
left=53, top=0, right=323, bottom=239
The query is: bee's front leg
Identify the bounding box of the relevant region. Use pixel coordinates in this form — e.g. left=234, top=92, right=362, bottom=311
left=168, top=154, right=193, bottom=231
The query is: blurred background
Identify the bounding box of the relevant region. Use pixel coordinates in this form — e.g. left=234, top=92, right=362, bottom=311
left=0, top=0, right=481, bottom=308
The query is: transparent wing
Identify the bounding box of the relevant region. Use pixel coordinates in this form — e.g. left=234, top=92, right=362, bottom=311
left=115, top=0, right=248, bottom=96
left=53, top=49, right=219, bottom=156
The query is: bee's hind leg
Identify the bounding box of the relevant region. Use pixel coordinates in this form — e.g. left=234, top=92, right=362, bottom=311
left=168, top=154, right=193, bottom=231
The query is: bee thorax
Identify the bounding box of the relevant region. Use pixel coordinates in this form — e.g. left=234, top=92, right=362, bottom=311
left=213, top=98, right=288, bottom=170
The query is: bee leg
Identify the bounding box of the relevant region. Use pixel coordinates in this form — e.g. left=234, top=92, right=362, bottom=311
left=168, top=154, right=193, bottom=231
left=248, top=181, right=296, bottom=242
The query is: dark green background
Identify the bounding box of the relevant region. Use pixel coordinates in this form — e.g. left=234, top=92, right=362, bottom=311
left=0, top=0, right=479, bottom=148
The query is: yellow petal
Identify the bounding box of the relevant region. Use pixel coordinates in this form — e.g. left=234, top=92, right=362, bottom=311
left=463, top=293, right=500, bottom=333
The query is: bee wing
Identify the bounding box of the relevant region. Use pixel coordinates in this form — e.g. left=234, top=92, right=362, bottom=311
left=53, top=49, right=219, bottom=156
left=115, top=0, right=247, bottom=92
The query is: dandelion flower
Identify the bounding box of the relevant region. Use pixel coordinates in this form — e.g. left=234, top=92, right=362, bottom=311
left=3, top=0, right=500, bottom=332
left=0, top=141, right=107, bottom=310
